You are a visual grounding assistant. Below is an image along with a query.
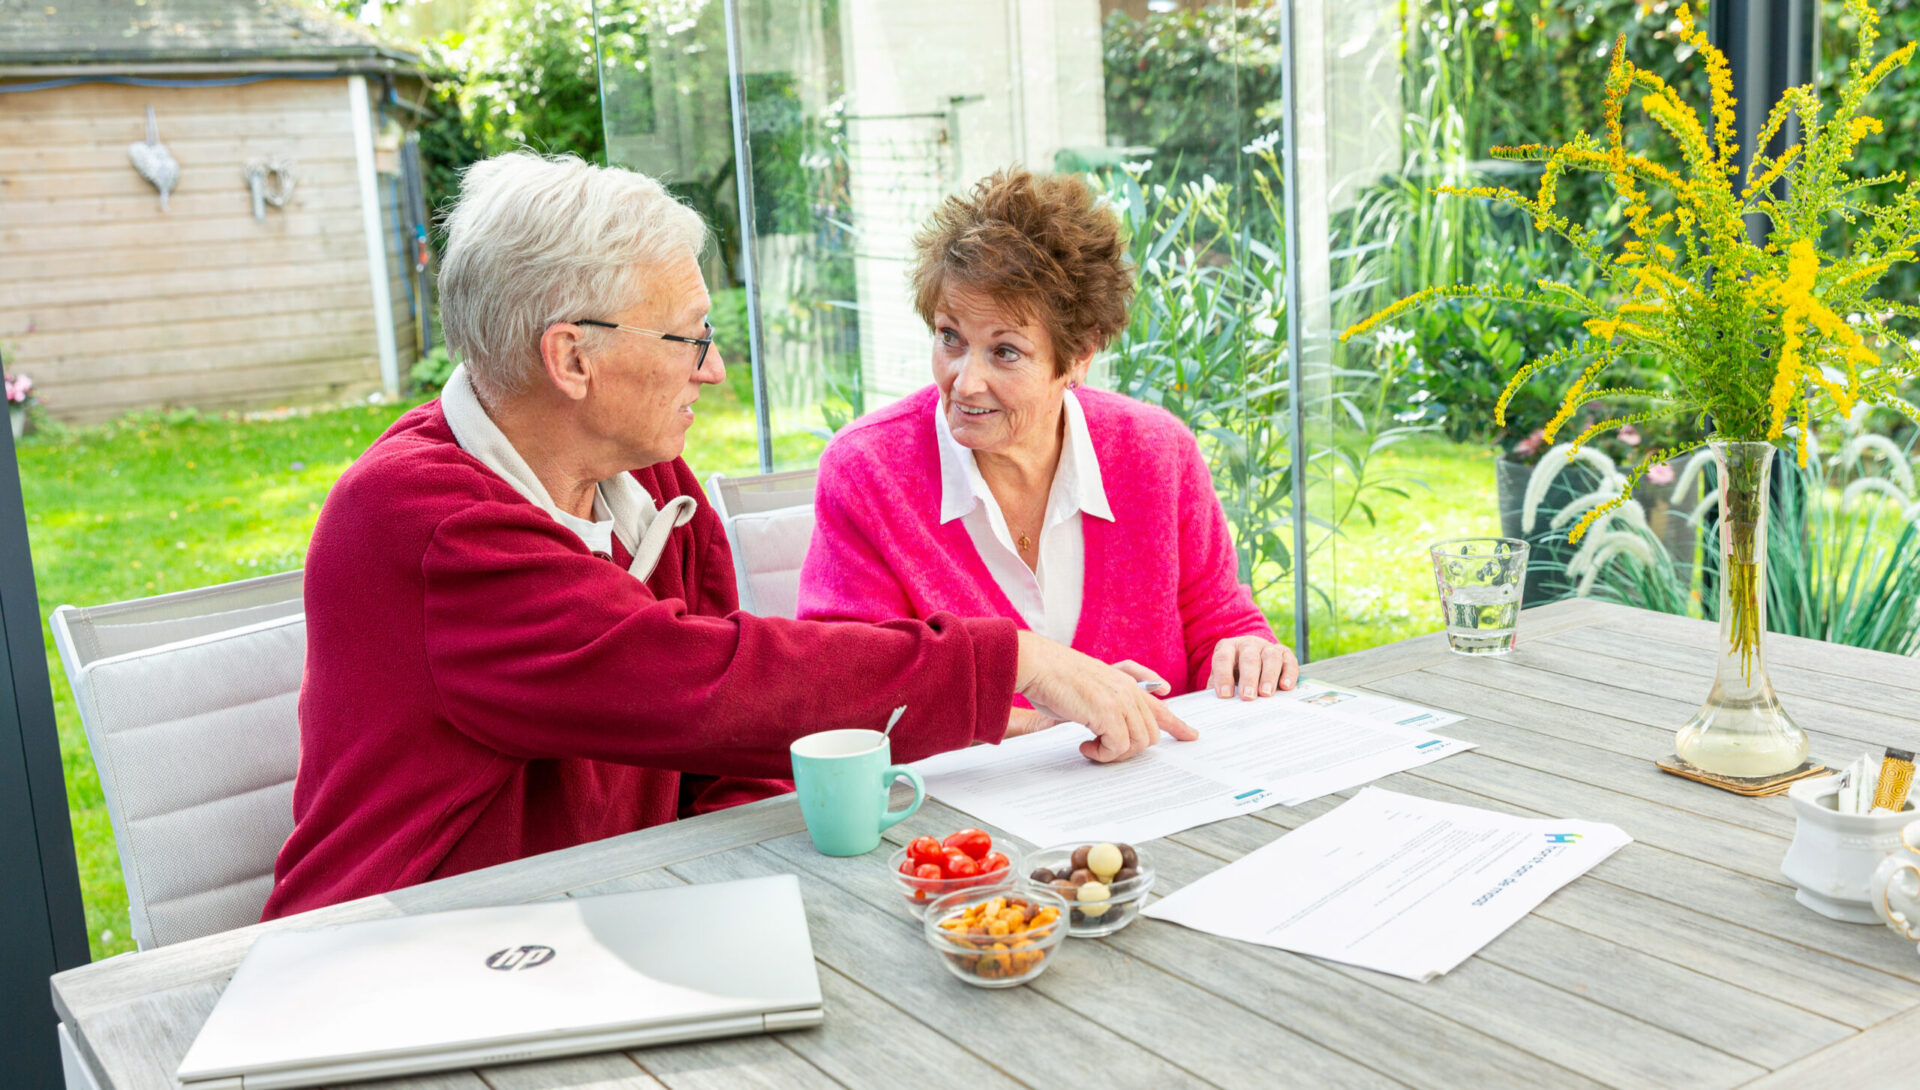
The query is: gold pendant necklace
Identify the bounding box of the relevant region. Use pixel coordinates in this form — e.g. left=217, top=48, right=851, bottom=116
left=1018, top=533, right=1033, bottom=552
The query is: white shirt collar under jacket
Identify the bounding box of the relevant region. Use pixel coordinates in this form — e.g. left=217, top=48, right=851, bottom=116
left=935, top=387, right=1112, bottom=525
left=933, top=388, right=1112, bottom=643
left=440, top=364, right=695, bottom=582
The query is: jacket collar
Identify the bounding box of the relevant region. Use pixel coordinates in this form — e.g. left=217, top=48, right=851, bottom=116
left=439, top=364, right=694, bottom=581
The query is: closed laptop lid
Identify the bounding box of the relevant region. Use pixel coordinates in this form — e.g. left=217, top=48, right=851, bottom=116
left=178, top=874, right=819, bottom=1083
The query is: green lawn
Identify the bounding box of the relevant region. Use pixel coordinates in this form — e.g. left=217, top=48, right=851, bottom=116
left=17, top=383, right=1488, bottom=960
left=1269, top=435, right=1507, bottom=658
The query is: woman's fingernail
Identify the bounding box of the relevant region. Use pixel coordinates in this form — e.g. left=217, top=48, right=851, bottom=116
left=1240, top=685, right=1253, bottom=699
left=1219, top=685, right=1233, bottom=697
left=1260, top=684, right=1273, bottom=695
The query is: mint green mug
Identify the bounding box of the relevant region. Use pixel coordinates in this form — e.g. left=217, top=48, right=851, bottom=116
left=790, top=729, right=924, bottom=856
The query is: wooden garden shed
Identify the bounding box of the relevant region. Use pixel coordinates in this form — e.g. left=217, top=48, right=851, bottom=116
left=0, top=0, right=429, bottom=422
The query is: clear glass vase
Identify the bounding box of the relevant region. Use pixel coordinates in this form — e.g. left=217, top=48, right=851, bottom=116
left=1674, top=440, right=1810, bottom=777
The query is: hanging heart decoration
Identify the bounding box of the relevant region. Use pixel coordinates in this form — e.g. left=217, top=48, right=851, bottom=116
left=128, top=106, right=179, bottom=211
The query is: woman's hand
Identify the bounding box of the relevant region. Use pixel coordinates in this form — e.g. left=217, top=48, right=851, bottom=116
left=1208, top=636, right=1299, bottom=700
left=1013, top=632, right=1198, bottom=762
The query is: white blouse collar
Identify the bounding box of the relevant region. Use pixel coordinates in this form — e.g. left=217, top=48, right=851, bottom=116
left=933, top=387, right=1113, bottom=525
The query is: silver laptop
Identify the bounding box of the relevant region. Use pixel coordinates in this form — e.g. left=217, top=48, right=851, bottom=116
left=177, top=874, right=823, bottom=1089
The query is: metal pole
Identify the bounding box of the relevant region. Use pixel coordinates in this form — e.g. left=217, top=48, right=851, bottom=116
left=1711, top=0, right=1817, bottom=239
left=722, top=0, right=775, bottom=474
left=1278, top=0, right=1312, bottom=663
left=0, top=421, right=90, bottom=1089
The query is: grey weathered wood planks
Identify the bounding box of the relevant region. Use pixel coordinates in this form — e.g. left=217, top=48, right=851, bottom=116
left=48, top=602, right=1920, bottom=1089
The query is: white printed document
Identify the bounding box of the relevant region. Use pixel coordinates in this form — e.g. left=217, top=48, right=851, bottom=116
left=1142, top=788, right=1632, bottom=981
left=910, top=683, right=1472, bottom=847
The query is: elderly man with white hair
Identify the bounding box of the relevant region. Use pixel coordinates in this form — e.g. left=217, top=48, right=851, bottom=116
left=264, top=152, right=1192, bottom=918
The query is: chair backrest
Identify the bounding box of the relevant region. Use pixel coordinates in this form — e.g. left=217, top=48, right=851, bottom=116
left=707, top=469, right=818, bottom=619
left=50, top=570, right=306, bottom=949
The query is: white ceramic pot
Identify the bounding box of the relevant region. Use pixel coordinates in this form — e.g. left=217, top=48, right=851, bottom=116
left=1870, top=818, right=1920, bottom=956
left=8, top=404, right=22, bottom=441
left=1780, top=775, right=1918, bottom=922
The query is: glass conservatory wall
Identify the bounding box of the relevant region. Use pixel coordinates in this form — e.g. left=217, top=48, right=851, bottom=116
left=722, top=0, right=1115, bottom=470
left=592, top=0, right=1424, bottom=660
left=1278, top=0, right=1405, bottom=658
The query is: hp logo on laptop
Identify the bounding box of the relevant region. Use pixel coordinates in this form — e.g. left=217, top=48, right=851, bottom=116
left=485, top=945, right=556, bottom=971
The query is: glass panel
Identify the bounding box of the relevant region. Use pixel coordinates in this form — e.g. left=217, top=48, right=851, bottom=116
left=1104, top=4, right=1278, bottom=637
left=593, top=0, right=763, bottom=476
left=605, top=0, right=1587, bottom=656
left=1296, top=1, right=1708, bottom=656
left=718, top=0, right=1317, bottom=651
left=1277, top=0, right=1404, bottom=658
left=725, top=0, right=1125, bottom=471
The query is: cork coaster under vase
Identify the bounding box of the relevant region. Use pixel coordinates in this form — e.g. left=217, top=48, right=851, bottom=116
left=1656, top=754, right=1831, bottom=797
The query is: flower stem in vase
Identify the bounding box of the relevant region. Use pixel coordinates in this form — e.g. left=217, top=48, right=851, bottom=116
left=1674, top=440, right=1809, bottom=777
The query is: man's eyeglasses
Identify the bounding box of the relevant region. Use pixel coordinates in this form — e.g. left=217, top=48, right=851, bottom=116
left=572, top=319, right=714, bottom=371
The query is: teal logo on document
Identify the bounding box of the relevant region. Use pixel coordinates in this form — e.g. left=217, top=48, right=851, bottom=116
left=1544, top=833, right=1582, bottom=844
left=1233, top=788, right=1271, bottom=808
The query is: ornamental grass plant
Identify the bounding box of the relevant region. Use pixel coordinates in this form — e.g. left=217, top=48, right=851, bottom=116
left=1553, top=420, right=1920, bottom=657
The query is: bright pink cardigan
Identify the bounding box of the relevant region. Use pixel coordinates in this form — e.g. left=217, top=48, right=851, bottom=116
left=798, top=385, right=1275, bottom=695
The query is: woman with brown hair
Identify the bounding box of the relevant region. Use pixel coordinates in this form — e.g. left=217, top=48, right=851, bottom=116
left=798, top=169, right=1296, bottom=730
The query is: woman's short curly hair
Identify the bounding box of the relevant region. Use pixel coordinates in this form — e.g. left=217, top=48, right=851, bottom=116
left=909, top=169, right=1133, bottom=376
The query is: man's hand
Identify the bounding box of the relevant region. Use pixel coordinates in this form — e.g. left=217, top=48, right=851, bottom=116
left=1004, top=705, right=1062, bottom=738
left=1005, top=659, right=1169, bottom=739
left=1207, top=635, right=1298, bottom=700
left=1013, top=632, right=1197, bottom=762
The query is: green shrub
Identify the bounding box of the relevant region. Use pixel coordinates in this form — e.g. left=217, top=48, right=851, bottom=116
left=1101, top=3, right=1285, bottom=190
left=408, top=345, right=456, bottom=395
left=1397, top=229, right=1599, bottom=451
left=1099, top=151, right=1423, bottom=599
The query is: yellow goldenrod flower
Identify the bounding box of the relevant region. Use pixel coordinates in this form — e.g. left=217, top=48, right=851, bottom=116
left=1677, top=5, right=1740, bottom=172
left=1339, top=0, right=1918, bottom=542
left=1743, top=145, right=1801, bottom=198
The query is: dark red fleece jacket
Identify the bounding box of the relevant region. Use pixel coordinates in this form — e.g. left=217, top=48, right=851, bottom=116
left=263, top=401, right=1017, bottom=918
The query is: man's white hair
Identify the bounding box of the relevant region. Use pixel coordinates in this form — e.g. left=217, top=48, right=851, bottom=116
left=439, top=152, right=709, bottom=401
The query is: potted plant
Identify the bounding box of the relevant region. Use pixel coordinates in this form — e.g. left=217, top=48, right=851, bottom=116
left=1345, top=1, right=1920, bottom=778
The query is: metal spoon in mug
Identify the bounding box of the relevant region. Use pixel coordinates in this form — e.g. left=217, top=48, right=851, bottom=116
left=883, top=704, right=907, bottom=740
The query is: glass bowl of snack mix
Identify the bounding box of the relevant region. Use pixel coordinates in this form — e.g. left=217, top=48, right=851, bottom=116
left=921, top=886, right=1070, bottom=988
left=1021, top=841, right=1154, bottom=938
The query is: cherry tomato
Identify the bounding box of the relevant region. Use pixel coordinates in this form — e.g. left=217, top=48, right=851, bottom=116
left=943, top=849, right=981, bottom=878
left=942, top=828, right=993, bottom=861
left=913, top=863, right=943, bottom=881
left=898, top=859, right=915, bottom=875
left=907, top=835, right=945, bottom=869
left=980, top=851, right=1010, bottom=873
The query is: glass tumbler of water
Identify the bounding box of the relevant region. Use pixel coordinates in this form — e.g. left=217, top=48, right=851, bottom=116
left=1430, top=538, right=1528, bottom=655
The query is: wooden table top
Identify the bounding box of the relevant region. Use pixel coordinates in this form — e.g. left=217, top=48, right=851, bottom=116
left=52, top=600, right=1920, bottom=1090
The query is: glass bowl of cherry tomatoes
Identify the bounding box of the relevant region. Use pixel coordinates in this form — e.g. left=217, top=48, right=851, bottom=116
left=888, top=827, right=1019, bottom=918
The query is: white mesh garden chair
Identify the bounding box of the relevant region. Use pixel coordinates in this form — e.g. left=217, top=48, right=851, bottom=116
left=50, top=569, right=305, bottom=949
left=707, top=469, right=817, bottom=619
